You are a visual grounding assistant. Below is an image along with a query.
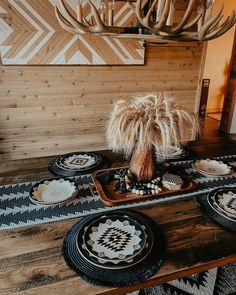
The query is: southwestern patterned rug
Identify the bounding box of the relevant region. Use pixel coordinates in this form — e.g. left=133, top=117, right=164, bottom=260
left=128, top=263, right=236, bottom=295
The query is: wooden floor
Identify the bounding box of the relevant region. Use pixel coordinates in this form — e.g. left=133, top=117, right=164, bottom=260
left=207, top=113, right=222, bottom=121
left=203, top=116, right=236, bottom=141
left=202, top=116, right=222, bottom=139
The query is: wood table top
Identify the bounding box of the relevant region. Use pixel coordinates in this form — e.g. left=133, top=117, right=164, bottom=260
left=0, top=137, right=236, bottom=295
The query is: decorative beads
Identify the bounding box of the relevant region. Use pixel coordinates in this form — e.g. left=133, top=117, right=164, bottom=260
left=112, top=168, right=184, bottom=196
left=114, top=172, right=163, bottom=196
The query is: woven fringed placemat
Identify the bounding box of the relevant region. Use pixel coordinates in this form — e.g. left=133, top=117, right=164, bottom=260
left=62, top=210, right=166, bottom=287
left=196, top=187, right=236, bottom=232
left=48, top=152, right=110, bottom=177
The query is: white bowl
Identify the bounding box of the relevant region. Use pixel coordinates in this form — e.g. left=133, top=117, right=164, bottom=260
left=193, top=159, right=232, bottom=176
left=155, top=146, right=186, bottom=160
left=30, top=178, right=78, bottom=205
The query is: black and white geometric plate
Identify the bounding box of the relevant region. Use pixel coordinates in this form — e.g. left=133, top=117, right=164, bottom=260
left=77, top=214, right=153, bottom=269
left=57, top=152, right=102, bottom=171
left=210, top=188, right=236, bottom=220
left=48, top=152, right=110, bottom=177
left=62, top=210, right=166, bottom=287
left=196, top=187, right=236, bottom=232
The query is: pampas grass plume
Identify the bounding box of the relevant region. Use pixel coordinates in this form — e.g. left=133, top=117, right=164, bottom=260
left=106, top=92, right=200, bottom=158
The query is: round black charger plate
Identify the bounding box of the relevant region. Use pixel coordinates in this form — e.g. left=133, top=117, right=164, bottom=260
left=62, top=210, right=166, bottom=287
left=48, top=152, right=110, bottom=177
left=196, top=187, right=236, bottom=232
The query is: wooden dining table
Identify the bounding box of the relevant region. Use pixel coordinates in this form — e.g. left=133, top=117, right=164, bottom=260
left=0, top=137, right=236, bottom=295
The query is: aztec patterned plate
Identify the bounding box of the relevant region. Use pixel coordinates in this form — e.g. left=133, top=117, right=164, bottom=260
left=56, top=152, right=102, bottom=171
left=193, top=159, right=232, bottom=177
left=29, top=178, right=78, bottom=205
left=62, top=210, right=166, bottom=287
left=209, top=188, right=236, bottom=220
left=82, top=215, right=147, bottom=260
left=48, top=152, right=110, bottom=177
left=76, top=214, right=153, bottom=269
left=196, top=187, right=236, bottom=232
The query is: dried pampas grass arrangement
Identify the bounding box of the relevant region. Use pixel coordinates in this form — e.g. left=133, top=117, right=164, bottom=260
left=106, top=92, right=200, bottom=181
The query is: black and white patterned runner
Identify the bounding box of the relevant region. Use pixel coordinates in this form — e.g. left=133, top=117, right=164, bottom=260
left=0, top=155, right=236, bottom=230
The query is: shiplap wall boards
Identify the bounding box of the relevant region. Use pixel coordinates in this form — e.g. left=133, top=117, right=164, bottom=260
left=0, top=0, right=204, bottom=161
left=0, top=0, right=145, bottom=65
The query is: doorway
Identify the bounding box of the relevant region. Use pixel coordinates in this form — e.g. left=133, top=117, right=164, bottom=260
left=203, top=0, right=236, bottom=131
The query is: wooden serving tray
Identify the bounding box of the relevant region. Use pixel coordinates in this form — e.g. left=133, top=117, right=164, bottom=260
left=92, top=166, right=197, bottom=207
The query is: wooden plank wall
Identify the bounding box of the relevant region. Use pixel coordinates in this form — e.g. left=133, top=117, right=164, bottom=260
left=0, top=42, right=203, bottom=160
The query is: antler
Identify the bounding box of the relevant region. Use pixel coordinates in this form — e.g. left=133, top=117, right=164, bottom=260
left=55, top=0, right=125, bottom=35
left=55, top=0, right=236, bottom=43
left=130, top=0, right=236, bottom=41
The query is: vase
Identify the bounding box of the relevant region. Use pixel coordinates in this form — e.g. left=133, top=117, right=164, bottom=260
left=129, top=144, right=156, bottom=182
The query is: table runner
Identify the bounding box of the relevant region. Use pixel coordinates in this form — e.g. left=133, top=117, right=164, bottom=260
left=0, top=155, right=236, bottom=230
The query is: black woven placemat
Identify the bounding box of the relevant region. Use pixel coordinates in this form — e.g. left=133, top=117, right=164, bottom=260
left=196, top=187, right=236, bottom=232
left=62, top=209, right=166, bottom=287
left=48, top=152, right=110, bottom=177
left=0, top=154, right=236, bottom=230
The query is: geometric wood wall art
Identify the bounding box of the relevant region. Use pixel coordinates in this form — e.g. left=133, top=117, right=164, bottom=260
left=0, top=0, right=145, bottom=65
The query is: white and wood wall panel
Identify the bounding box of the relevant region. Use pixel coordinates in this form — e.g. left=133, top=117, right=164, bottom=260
left=0, top=0, right=144, bottom=65
left=0, top=42, right=204, bottom=160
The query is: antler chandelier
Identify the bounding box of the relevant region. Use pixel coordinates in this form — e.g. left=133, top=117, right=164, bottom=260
left=55, top=0, right=236, bottom=43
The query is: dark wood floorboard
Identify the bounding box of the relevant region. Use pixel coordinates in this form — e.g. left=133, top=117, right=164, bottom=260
left=202, top=116, right=236, bottom=141
left=202, top=116, right=222, bottom=139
